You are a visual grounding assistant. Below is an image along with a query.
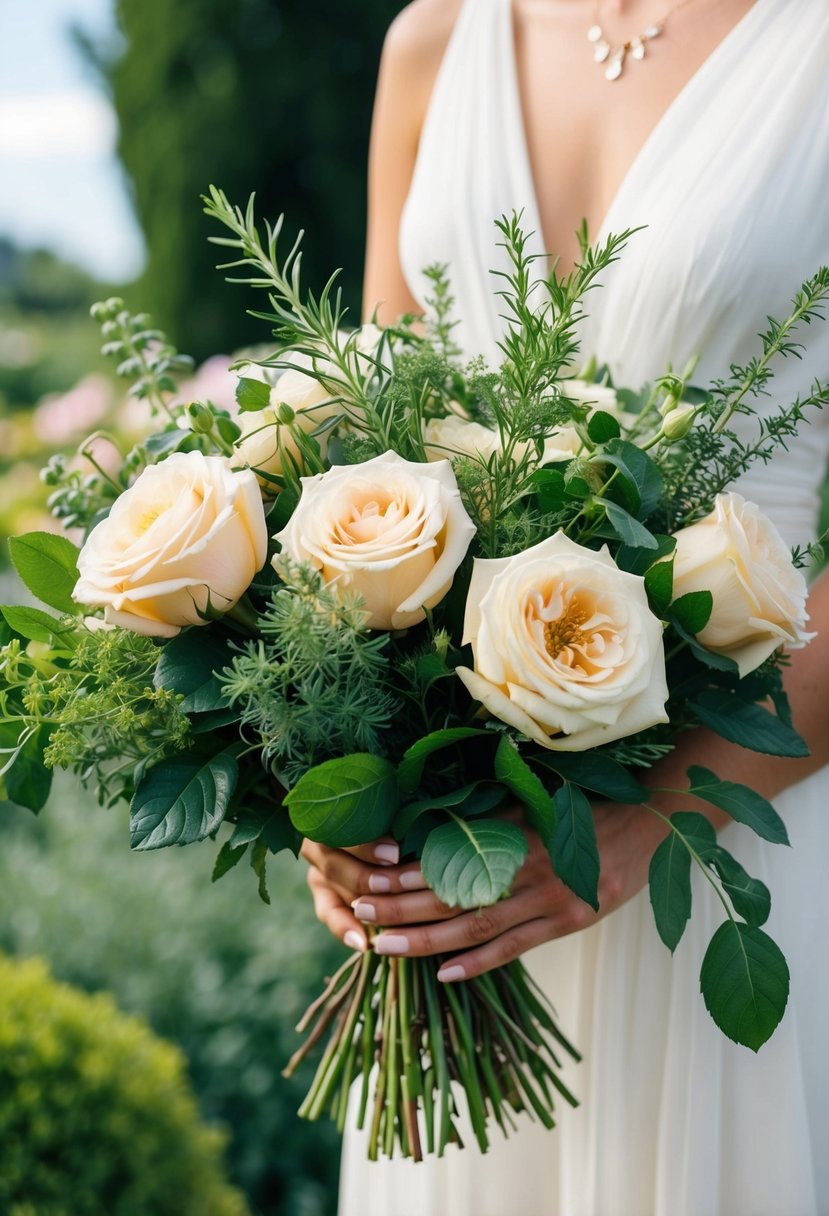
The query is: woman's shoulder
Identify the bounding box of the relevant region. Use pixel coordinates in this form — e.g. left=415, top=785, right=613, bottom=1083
left=382, top=0, right=465, bottom=86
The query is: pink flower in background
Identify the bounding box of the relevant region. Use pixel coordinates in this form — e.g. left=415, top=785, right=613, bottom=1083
left=33, top=374, right=113, bottom=444
left=176, top=354, right=238, bottom=414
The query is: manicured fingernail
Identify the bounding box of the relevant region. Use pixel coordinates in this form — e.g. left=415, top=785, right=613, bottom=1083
left=344, top=930, right=367, bottom=953
left=374, top=934, right=410, bottom=956
left=437, top=964, right=466, bottom=983
left=400, top=869, right=427, bottom=891
left=374, top=842, right=399, bottom=864
left=368, top=873, right=391, bottom=894
left=352, top=900, right=377, bottom=923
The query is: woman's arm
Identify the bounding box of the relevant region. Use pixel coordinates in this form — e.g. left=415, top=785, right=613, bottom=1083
left=304, top=569, right=829, bottom=967
left=362, top=0, right=461, bottom=324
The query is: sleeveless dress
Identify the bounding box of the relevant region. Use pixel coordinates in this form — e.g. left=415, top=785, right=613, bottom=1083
left=339, top=2, right=829, bottom=1212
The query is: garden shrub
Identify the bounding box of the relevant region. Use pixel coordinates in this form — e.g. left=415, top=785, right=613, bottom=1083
left=0, top=954, right=249, bottom=1216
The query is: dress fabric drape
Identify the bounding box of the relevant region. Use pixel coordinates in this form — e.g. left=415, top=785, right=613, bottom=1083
left=339, top=2, right=829, bottom=1212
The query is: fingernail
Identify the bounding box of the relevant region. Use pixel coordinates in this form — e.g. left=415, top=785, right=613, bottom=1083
left=374, top=934, right=410, bottom=956
left=437, top=964, right=466, bottom=983
left=400, top=869, right=428, bottom=891
left=351, top=900, right=377, bottom=923
left=374, top=842, right=399, bottom=865
left=368, top=873, right=391, bottom=894
left=344, top=930, right=367, bottom=953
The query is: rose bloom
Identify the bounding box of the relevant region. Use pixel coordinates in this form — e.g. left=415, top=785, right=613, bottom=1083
left=73, top=452, right=268, bottom=638
left=456, top=532, right=669, bottom=751
left=671, top=491, right=813, bottom=676
left=422, top=415, right=501, bottom=462
left=234, top=367, right=339, bottom=481
left=274, top=450, right=476, bottom=630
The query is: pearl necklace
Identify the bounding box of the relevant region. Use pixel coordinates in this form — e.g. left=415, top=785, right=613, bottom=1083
left=587, top=0, right=695, bottom=80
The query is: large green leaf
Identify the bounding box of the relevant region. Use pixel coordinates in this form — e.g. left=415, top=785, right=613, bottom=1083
left=604, top=500, right=659, bottom=549
left=421, top=817, right=528, bottom=910
left=0, top=722, right=52, bottom=813
left=691, top=690, right=809, bottom=757
left=397, top=728, right=488, bottom=796
left=494, top=736, right=557, bottom=842
left=236, top=376, right=272, bottom=411
left=9, top=532, right=81, bottom=615
left=670, top=590, right=713, bottom=635
left=598, top=438, right=664, bottom=518
left=700, top=921, right=789, bottom=1051
left=534, top=752, right=648, bottom=804
left=648, top=831, right=693, bottom=951
left=551, top=782, right=599, bottom=910
left=285, top=753, right=398, bottom=847
left=686, top=766, right=789, bottom=845
left=644, top=557, right=674, bottom=618
left=0, top=605, right=77, bottom=646
left=154, top=628, right=232, bottom=713
left=130, top=751, right=239, bottom=850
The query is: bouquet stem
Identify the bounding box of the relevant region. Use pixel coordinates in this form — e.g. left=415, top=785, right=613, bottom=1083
left=284, top=951, right=580, bottom=1160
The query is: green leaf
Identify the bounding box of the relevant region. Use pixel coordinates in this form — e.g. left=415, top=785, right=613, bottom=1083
left=236, top=376, right=273, bottom=411
left=250, top=838, right=271, bottom=904
left=708, top=847, right=771, bottom=927
left=8, top=532, right=80, bottom=614
left=0, top=722, right=52, bottom=813
left=649, top=830, right=692, bottom=951
left=551, top=782, right=599, bottom=910
left=0, top=605, right=76, bottom=645
left=603, top=500, right=659, bottom=549
left=669, top=617, right=740, bottom=672
left=394, top=783, right=504, bottom=841
left=598, top=438, right=664, bottom=517
left=144, top=428, right=191, bottom=458
left=644, top=557, right=674, bottom=618
left=130, top=751, right=239, bottom=850
left=229, top=802, right=302, bottom=857
left=534, top=752, right=648, bottom=804
left=397, top=728, right=488, bottom=797
left=686, top=766, right=789, bottom=845
left=587, top=410, right=621, bottom=443
left=421, top=817, right=528, bottom=910
left=212, top=839, right=248, bottom=882
left=691, top=690, right=809, bottom=758
left=154, top=628, right=232, bottom=713
left=669, top=809, right=718, bottom=856
left=615, top=534, right=676, bottom=576
left=285, top=753, right=398, bottom=847
left=671, top=590, right=713, bottom=635
left=700, top=921, right=789, bottom=1051
left=494, top=735, right=557, bottom=842
left=529, top=468, right=566, bottom=513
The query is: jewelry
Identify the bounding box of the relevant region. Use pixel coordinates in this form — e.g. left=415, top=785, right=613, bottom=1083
left=587, top=0, right=695, bottom=81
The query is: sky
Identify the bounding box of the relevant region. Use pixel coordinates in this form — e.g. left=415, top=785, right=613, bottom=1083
left=0, top=0, right=145, bottom=282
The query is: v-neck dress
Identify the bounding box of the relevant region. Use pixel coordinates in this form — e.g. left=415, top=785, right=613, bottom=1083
left=339, top=2, right=829, bottom=1212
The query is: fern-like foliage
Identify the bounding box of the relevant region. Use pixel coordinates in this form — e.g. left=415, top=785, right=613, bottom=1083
left=220, top=562, right=399, bottom=784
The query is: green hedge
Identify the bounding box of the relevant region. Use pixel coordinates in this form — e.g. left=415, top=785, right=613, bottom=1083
left=0, top=774, right=342, bottom=1215
left=0, top=954, right=248, bottom=1216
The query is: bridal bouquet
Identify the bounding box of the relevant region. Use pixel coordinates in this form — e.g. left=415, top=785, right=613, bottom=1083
left=2, top=189, right=827, bottom=1160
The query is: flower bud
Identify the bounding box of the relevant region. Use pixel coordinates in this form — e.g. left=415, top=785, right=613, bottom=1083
left=186, top=401, right=216, bottom=434
left=661, top=404, right=697, bottom=442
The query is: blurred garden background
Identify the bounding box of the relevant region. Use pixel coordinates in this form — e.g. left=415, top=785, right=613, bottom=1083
left=0, top=1, right=403, bottom=1212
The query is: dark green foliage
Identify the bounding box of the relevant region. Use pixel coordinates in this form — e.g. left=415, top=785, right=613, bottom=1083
left=0, top=953, right=248, bottom=1216
left=94, top=0, right=405, bottom=358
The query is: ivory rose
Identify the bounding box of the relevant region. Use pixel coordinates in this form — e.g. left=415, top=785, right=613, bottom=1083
left=273, top=450, right=476, bottom=630
left=422, top=415, right=501, bottom=462
left=73, top=452, right=268, bottom=638
left=671, top=492, right=813, bottom=676
left=456, top=532, right=669, bottom=750
left=234, top=365, right=339, bottom=480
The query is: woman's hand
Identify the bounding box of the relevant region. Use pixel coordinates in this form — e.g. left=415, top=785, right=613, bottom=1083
left=302, top=800, right=668, bottom=980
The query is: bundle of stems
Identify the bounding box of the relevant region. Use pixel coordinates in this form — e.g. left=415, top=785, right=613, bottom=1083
left=284, top=950, right=580, bottom=1160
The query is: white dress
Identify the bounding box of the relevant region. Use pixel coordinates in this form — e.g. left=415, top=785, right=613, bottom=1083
left=339, top=2, right=829, bottom=1213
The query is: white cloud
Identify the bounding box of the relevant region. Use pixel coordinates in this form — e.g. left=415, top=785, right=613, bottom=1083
left=0, top=89, right=117, bottom=157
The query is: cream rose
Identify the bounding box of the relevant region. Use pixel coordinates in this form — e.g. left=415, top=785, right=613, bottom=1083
left=456, top=532, right=669, bottom=750
left=274, top=450, right=476, bottom=630
left=671, top=492, right=813, bottom=677
left=73, top=452, right=268, bottom=638
left=234, top=364, right=339, bottom=480
left=422, top=415, right=501, bottom=463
